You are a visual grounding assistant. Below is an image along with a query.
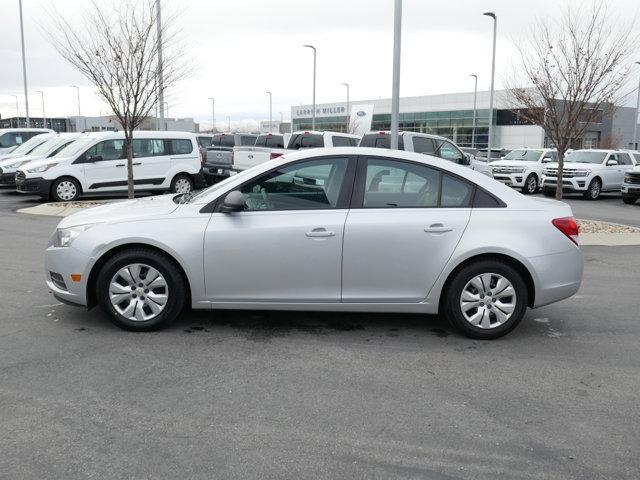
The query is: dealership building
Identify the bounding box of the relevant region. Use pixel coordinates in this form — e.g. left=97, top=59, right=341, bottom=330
left=291, top=89, right=640, bottom=150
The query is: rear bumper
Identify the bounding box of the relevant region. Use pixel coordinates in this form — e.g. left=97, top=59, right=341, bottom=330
left=529, top=247, right=583, bottom=308
left=16, top=176, right=51, bottom=196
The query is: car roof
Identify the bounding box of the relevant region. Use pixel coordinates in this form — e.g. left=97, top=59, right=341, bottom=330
left=74, top=130, right=197, bottom=140
left=291, top=130, right=360, bottom=139
left=363, top=130, right=452, bottom=142
left=0, top=128, right=54, bottom=134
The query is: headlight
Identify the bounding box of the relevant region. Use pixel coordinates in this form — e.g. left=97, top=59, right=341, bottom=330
left=625, top=174, right=632, bottom=183
left=572, top=170, right=590, bottom=177
left=5, top=161, right=25, bottom=169
left=49, top=223, right=101, bottom=248
left=26, top=163, right=58, bottom=174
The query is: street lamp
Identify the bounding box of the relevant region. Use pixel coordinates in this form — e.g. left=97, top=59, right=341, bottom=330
left=483, top=11, right=497, bottom=152
left=469, top=74, right=478, bottom=148
left=341, top=82, right=350, bottom=132
left=303, top=44, right=317, bottom=130
left=208, top=97, right=215, bottom=132
left=71, top=85, right=81, bottom=132
left=266, top=91, right=272, bottom=133
left=226, top=115, right=231, bottom=132
left=633, top=61, right=640, bottom=150
left=18, top=0, right=30, bottom=127
left=390, top=0, right=402, bottom=150
left=35, top=90, right=46, bottom=128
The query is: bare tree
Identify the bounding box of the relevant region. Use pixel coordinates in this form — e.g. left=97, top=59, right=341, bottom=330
left=507, top=1, right=637, bottom=199
left=47, top=0, right=188, bottom=199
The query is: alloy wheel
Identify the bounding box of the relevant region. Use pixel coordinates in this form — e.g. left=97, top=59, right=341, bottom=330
left=526, top=175, right=537, bottom=193
left=459, top=273, right=516, bottom=329
left=109, top=263, right=169, bottom=322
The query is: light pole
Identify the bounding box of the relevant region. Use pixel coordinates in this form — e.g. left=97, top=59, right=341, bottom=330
left=266, top=91, right=272, bottom=133
left=470, top=74, right=478, bottom=148
left=483, top=11, right=497, bottom=152
left=226, top=116, right=231, bottom=132
left=390, top=0, right=402, bottom=150
left=279, top=112, right=284, bottom=129
left=164, top=102, right=169, bottom=119
left=208, top=97, right=215, bottom=132
left=156, top=0, right=165, bottom=131
left=633, top=61, right=640, bottom=150
left=341, top=82, right=350, bottom=132
left=303, top=44, right=316, bottom=130
left=18, top=0, right=30, bottom=127
left=35, top=90, right=45, bottom=128
left=71, top=85, right=81, bottom=132
left=10, top=94, right=19, bottom=126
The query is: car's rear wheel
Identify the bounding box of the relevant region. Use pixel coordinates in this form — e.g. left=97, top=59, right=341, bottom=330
left=522, top=174, right=538, bottom=194
left=51, top=177, right=81, bottom=202
left=583, top=178, right=601, bottom=200
left=622, top=194, right=637, bottom=205
left=443, top=260, right=528, bottom=339
left=96, top=248, right=186, bottom=331
left=170, top=174, right=194, bottom=194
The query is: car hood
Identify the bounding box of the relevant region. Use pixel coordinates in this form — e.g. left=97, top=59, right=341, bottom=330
left=17, top=157, right=62, bottom=172
left=544, top=162, right=601, bottom=170
left=489, top=160, right=539, bottom=168
left=0, top=154, right=45, bottom=169
left=57, top=194, right=181, bottom=229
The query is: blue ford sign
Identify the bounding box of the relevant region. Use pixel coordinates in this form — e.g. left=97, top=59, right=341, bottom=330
left=356, top=111, right=366, bottom=117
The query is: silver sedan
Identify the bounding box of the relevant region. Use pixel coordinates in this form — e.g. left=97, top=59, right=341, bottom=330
left=45, top=147, right=583, bottom=339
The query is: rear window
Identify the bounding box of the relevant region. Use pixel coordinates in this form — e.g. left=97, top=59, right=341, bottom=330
left=332, top=136, right=358, bottom=147
left=411, top=136, right=437, bottom=154
left=288, top=133, right=324, bottom=150
left=358, top=134, right=404, bottom=150
left=240, top=135, right=257, bottom=146
left=170, top=139, right=193, bottom=154
left=255, top=134, right=285, bottom=148
left=212, top=134, right=236, bottom=148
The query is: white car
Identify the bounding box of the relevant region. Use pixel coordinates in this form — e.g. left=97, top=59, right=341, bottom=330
left=16, top=131, right=206, bottom=202
left=0, top=131, right=55, bottom=161
left=620, top=151, right=640, bottom=204
left=489, top=148, right=557, bottom=194
left=542, top=149, right=637, bottom=200
left=0, top=128, right=54, bottom=155
left=0, top=133, right=81, bottom=188
left=359, top=131, right=492, bottom=176
left=44, top=147, right=583, bottom=340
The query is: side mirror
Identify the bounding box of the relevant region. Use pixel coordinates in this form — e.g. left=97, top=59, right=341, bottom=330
left=606, top=159, right=618, bottom=166
left=221, top=190, right=246, bottom=213
left=462, top=154, right=471, bottom=166
left=542, top=157, right=552, bottom=163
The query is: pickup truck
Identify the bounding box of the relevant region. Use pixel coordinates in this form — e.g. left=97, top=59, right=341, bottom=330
left=358, top=131, right=492, bottom=176
left=227, top=130, right=360, bottom=174
left=203, top=133, right=258, bottom=184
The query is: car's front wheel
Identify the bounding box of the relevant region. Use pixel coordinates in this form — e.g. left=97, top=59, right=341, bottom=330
left=51, top=177, right=81, bottom=202
left=443, top=260, right=528, bottom=339
left=96, top=248, right=186, bottom=331
left=583, top=178, right=601, bottom=200
left=522, top=174, right=538, bottom=194
left=622, top=194, right=637, bottom=205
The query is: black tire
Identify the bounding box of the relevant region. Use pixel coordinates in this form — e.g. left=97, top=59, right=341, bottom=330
left=521, top=174, right=538, bottom=195
left=443, top=260, right=528, bottom=340
left=583, top=178, right=601, bottom=200
left=51, top=177, right=81, bottom=202
left=542, top=188, right=556, bottom=197
left=622, top=194, right=637, bottom=205
left=96, top=248, right=186, bottom=331
left=170, top=174, right=194, bottom=194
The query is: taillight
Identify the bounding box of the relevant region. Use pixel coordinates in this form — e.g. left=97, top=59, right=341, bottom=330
left=270, top=152, right=283, bottom=160
left=552, top=217, right=579, bottom=245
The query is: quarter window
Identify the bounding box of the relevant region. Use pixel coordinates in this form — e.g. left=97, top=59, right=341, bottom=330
left=239, top=157, right=349, bottom=211
left=133, top=139, right=166, bottom=158
left=170, top=139, right=193, bottom=154
left=441, top=174, right=473, bottom=207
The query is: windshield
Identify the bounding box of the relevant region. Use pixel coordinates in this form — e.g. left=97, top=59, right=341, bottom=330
left=11, top=135, right=47, bottom=155
left=503, top=149, right=543, bottom=161
left=52, top=137, right=95, bottom=158
left=565, top=151, right=608, bottom=164
left=29, top=137, right=68, bottom=156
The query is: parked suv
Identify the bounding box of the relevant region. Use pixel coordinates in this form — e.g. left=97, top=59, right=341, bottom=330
left=542, top=149, right=637, bottom=200
left=0, top=133, right=81, bottom=187
left=0, top=128, right=54, bottom=155
left=620, top=151, right=640, bottom=204
left=16, top=131, right=205, bottom=202
left=489, top=148, right=557, bottom=194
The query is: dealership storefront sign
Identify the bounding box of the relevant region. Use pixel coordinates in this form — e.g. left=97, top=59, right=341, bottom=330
left=294, top=105, right=347, bottom=118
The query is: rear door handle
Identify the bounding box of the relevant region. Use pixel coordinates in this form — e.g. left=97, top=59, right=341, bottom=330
left=306, top=228, right=335, bottom=238
left=424, top=223, right=453, bottom=233
left=132, top=162, right=142, bottom=166
left=116, top=164, right=125, bottom=167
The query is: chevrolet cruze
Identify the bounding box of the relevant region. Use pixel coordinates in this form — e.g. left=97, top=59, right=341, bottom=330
left=45, top=147, right=583, bottom=339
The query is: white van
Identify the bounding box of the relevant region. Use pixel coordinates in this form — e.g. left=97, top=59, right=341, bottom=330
left=0, top=133, right=81, bottom=187
left=16, top=131, right=205, bottom=202
left=0, top=128, right=55, bottom=156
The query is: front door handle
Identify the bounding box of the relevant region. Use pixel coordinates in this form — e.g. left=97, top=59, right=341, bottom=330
left=424, top=223, right=453, bottom=233
left=115, top=164, right=125, bottom=167
left=306, top=228, right=335, bottom=238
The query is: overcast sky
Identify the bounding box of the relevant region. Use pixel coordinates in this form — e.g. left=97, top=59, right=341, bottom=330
left=0, top=0, right=638, bottom=129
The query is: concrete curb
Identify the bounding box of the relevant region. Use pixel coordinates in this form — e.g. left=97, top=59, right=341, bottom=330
left=580, top=233, right=640, bottom=246
left=17, top=200, right=117, bottom=217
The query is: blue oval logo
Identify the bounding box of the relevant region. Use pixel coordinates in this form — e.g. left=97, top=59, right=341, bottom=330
left=356, top=111, right=366, bottom=117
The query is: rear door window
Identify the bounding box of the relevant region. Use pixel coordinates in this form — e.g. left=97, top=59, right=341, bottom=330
left=618, top=153, right=632, bottom=165
left=411, top=136, right=437, bottom=154
left=133, top=139, right=166, bottom=158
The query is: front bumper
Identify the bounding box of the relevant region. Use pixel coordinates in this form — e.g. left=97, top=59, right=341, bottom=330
left=621, top=182, right=640, bottom=196
left=541, top=176, right=588, bottom=192
left=45, top=245, right=93, bottom=307
left=492, top=172, right=526, bottom=187
left=0, top=171, right=16, bottom=187
left=15, top=176, right=52, bottom=196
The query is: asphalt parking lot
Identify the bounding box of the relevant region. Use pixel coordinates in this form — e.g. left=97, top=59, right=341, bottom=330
left=1, top=190, right=639, bottom=480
